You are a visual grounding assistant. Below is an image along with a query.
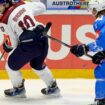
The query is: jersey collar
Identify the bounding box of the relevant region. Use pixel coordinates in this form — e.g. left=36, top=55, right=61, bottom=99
left=0, top=1, right=25, bottom=24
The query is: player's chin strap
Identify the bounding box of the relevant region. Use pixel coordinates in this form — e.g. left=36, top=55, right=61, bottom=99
left=43, top=22, right=93, bottom=59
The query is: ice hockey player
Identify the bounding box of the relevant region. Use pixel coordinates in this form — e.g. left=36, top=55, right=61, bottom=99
left=70, top=0, right=105, bottom=105
left=0, top=0, right=60, bottom=97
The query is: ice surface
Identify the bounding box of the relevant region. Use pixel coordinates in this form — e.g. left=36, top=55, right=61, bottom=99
left=0, top=79, right=95, bottom=105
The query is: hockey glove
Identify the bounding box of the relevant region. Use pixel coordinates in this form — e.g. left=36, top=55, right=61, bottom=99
left=34, top=25, right=44, bottom=35
left=3, top=40, right=13, bottom=53
left=33, top=25, right=45, bottom=41
left=70, top=44, right=89, bottom=57
left=92, top=51, right=105, bottom=64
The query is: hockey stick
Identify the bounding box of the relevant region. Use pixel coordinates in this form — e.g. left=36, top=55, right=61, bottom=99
left=43, top=22, right=72, bottom=48
left=0, top=50, right=5, bottom=60
left=43, top=22, right=92, bottom=58
left=43, top=22, right=52, bottom=35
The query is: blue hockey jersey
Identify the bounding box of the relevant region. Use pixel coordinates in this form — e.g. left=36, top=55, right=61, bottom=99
left=88, top=15, right=105, bottom=52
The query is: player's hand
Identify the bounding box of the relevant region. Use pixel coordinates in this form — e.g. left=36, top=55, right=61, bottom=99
left=70, top=44, right=89, bottom=57
left=3, top=40, right=13, bottom=53
left=33, top=25, right=45, bottom=40
left=34, top=25, right=44, bottom=35
left=92, top=51, right=105, bottom=64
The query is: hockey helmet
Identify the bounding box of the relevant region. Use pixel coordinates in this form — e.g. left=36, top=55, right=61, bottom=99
left=88, top=0, right=105, bottom=16
left=0, top=0, right=20, bottom=4
left=0, top=0, right=6, bottom=4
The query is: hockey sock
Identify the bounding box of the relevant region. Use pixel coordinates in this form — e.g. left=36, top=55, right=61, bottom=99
left=6, top=64, right=23, bottom=87
left=32, top=66, right=55, bottom=87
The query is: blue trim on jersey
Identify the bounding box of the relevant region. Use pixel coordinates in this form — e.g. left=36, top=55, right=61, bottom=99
left=87, top=42, right=103, bottom=52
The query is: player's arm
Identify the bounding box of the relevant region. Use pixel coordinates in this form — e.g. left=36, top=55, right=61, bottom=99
left=87, top=32, right=105, bottom=64
left=0, top=23, right=18, bottom=53
left=70, top=40, right=105, bottom=64
left=70, top=43, right=103, bottom=65
left=0, top=26, right=13, bottom=53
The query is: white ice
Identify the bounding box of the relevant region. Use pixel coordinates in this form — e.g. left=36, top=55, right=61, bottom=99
left=0, top=79, right=96, bottom=105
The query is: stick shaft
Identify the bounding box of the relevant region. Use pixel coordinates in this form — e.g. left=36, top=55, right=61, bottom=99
left=44, top=34, right=93, bottom=58
left=43, top=34, right=71, bottom=48
left=0, top=51, right=5, bottom=60
left=43, top=22, right=93, bottom=58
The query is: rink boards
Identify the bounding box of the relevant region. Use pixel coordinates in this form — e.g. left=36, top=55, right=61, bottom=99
left=0, top=69, right=94, bottom=79
left=0, top=11, right=96, bottom=79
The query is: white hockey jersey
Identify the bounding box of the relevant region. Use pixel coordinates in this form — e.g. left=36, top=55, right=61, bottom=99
left=0, top=1, right=46, bottom=48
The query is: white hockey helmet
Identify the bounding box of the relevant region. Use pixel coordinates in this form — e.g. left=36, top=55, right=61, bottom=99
left=88, top=0, right=105, bottom=16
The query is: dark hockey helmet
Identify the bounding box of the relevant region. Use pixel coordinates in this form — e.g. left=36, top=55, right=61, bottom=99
left=0, top=0, right=6, bottom=4
left=0, top=0, right=20, bottom=4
